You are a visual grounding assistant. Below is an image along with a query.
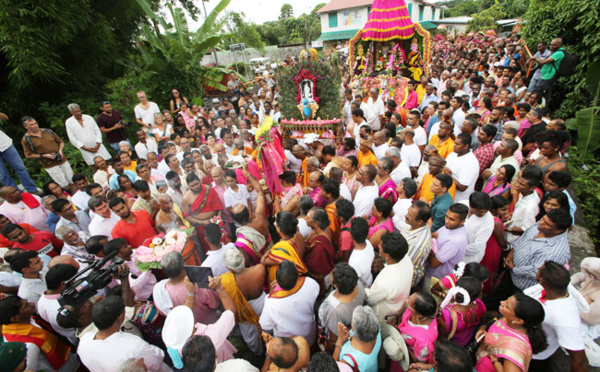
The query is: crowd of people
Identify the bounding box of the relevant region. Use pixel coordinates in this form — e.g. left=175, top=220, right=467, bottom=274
left=0, top=30, right=596, bottom=372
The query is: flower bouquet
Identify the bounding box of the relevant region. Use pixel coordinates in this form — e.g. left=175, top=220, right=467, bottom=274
left=135, top=228, right=194, bottom=271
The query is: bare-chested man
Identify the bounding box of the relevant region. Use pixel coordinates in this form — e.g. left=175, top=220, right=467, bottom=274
left=154, top=193, right=190, bottom=234
left=221, top=247, right=266, bottom=355
left=181, top=173, right=225, bottom=252
left=231, top=166, right=270, bottom=267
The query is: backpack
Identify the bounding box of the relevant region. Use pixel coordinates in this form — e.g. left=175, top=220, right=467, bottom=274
left=553, top=49, right=578, bottom=77
left=23, top=128, right=58, bottom=154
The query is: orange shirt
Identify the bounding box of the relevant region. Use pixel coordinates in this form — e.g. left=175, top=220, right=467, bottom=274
left=357, top=150, right=378, bottom=167
left=414, top=173, right=456, bottom=203
left=428, top=135, right=455, bottom=159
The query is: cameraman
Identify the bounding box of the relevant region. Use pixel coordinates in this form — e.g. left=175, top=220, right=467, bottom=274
left=56, top=262, right=137, bottom=339
left=103, top=238, right=156, bottom=301
left=97, top=101, right=131, bottom=153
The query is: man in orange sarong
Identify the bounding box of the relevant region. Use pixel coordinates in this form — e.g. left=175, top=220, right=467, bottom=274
left=181, top=173, right=229, bottom=253
left=220, top=248, right=267, bottom=355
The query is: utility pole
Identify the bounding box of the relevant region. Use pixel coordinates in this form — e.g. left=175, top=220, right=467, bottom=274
left=202, top=0, right=220, bottom=66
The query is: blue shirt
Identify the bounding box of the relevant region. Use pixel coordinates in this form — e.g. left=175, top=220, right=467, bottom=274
left=109, top=170, right=137, bottom=190
left=340, top=331, right=382, bottom=372
left=511, top=222, right=570, bottom=290
left=431, top=192, right=453, bottom=233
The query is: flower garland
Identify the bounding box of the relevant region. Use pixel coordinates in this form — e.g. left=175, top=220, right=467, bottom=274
left=135, top=230, right=189, bottom=268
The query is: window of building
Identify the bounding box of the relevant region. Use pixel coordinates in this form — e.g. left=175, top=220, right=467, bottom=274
left=419, top=5, right=424, bottom=21
left=329, top=13, right=338, bottom=28
left=432, top=8, right=436, bottom=19
left=407, top=3, right=413, bottom=18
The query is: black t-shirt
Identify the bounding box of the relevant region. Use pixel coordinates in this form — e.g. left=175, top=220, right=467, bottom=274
left=97, top=109, right=127, bottom=144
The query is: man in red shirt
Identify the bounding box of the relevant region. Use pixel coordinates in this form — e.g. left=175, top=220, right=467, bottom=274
left=109, top=197, right=156, bottom=248
left=0, top=214, right=39, bottom=248
left=1, top=224, right=63, bottom=257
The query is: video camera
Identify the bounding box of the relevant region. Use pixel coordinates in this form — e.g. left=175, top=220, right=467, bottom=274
left=57, top=250, right=127, bottom=310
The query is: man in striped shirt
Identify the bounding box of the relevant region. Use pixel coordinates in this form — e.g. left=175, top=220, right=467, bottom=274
left=484, top=208, right=571, bottom=309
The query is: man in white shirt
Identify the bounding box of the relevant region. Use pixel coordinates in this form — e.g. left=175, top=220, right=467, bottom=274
left=348, top=218, right=374, bottom=287
left=367, top=88, right=385, bottom=131
left=444, top=133, right=480, bottom=203
left=65, top=103, right=112, bottom=166
left=463, top=192, right=495, bottom=263
left=343, top=89, right=353, bottom=125
left=201, top=223, right=234, bottom=277
left=505, top=168, right=542, bottom=244
left=134, top=129, right=158, bottom=160
left=0, top=186, right=49, bottom=231
left=78, top=296, right=170, bottom=372
left=175, top=137, right=199, bottom=162
left=38, top=263, right=79, bottom=343
left=365, top=231, right=413, bottom=322
left=93, top=156, right=115, bottom=191
left=9, top=250, right=47, bottom=308
left=88, top=196, right=121, bottom=238
left=450, top=96, right=466, bottom=136
left=392, top=178, right=417, bottom=232
left=71, top=174, right=91, bottom=212
left=356, top=94, right=376, bottom=128
left=260, top=261, right=319, bottom=346
left=223, top=170, right=252, bottom=220
left=399, top=128, right=422, bottom=175
left=353, top=165, right=379, bottom=218
left=525, top=262, right=589, bottom=372
left=405, top=110, right=427, bottom=152
left=372, top=131, right=389, bottom=160
left=134, top=91, right=161, bottom=131
left=385, top=147, right=411, bottom=185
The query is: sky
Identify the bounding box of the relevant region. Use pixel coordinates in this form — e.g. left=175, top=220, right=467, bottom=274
left=199, top=0, right=328, bottom=24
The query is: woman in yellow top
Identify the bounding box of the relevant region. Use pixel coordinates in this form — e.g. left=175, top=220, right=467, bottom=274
left=357, top=137, right=378, bottom=167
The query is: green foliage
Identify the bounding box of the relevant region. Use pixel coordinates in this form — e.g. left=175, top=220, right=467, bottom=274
left=223, top=11, right=265, bottom=51
left=256, top=22, right=281, bottom=46
left=279, top=4, right=294, bottom=21
left=443, top=0, right=482, bottom=17
left=565, top=59, right=600, bottom=159
left=442, top=0, right=529, bottom=18
left=277, top=57, right=342, bottom=120
left=109, top=0, right=233, bottom=106
left=0, top=0, right=157, bottom=121
left=566, top=146, right=600, bottom=244
left=467, top=4, right=507, bottom=32
left=521, top=0, right=600, bottom=117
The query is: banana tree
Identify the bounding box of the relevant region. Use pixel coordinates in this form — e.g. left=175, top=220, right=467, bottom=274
left=132, top=0, right=233, bottom=100
left=566, top=59, right=600, bottom=160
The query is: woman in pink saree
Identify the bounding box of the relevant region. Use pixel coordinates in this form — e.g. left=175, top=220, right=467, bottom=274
left=390, top=293, right=439, bottom=372
left=438, top=277, right=486, bottom=347
left=368, top=198, right=394, bottom=248
left=475, top=292, right=548, bottom=372
left=376, top=157, right=398, bottom=203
